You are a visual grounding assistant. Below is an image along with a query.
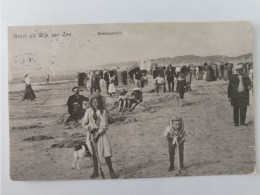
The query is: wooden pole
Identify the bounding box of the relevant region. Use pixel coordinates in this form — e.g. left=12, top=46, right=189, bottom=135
left=177, top=141, right=182, bottom=176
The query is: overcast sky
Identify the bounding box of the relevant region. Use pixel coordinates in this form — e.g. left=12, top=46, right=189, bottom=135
left=8, top=21, right=252, bottom=75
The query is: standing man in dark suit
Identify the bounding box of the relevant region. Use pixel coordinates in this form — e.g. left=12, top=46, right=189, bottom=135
left=165, top=65, right=176, bottom=92
left=228, top=63, right=252, bottom=126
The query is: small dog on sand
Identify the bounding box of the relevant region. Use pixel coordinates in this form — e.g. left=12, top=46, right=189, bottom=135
left=72, top=143, right=92, bottom=170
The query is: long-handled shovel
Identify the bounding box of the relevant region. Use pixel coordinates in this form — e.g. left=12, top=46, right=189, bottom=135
left=15, top=91, right=24, bottom=97
left=107, top=102, right=119, bottom=112
left=176, top=140, right=182, bottom=176
left=92, top=141, right=105, bottom=179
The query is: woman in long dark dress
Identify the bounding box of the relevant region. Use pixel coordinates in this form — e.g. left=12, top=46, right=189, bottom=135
left=23, top=74, right=36, bottom=100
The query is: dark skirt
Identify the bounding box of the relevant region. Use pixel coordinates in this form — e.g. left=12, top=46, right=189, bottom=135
left=23, top=85, right=36, bottom=100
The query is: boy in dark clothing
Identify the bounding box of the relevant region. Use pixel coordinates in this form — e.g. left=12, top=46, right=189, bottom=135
left=177, top=74, right=187, bottom=106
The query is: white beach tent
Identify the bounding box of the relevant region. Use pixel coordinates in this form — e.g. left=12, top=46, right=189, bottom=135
left=138, top=60, right=151, bottom=71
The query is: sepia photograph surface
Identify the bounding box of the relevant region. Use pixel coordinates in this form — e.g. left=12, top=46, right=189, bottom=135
left=8, top=22, right=255, bottom=181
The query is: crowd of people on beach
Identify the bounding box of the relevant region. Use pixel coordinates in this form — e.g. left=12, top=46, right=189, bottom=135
left=20, top=61, right=253, bottom=179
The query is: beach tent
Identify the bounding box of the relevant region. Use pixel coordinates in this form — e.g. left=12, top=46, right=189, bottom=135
left=109, top=69, right=117, bottom=77
left=211, top=63, right=219, bottom=80
left=128, top=65, right=140, bottom=81
left=97, top=70, right=103, bottom=79
left=77, top=72, right=88, bottom=87
left=244, top=62, right=253, bottom=76
left=118, top=70, right=128, bottom=85
left=189, top=64, right=196, bottom=79
left=180, top=66, right=190, bottom=75
left=206, top=66, right=215, bottom=82
left=227, top=63, right=233, bottom=80
left=219, top=64, right=225, bottom=79
left=196, top=65, right=204, bottom=80
left=139, top=60, right=151, bottom=71
left=203, top=63, right=208, bottom=71
left=141, top=70, right=148, bottom=86
left=151, top=63, right=158, bottom=72
left=223, top=66, right=229, bottom=81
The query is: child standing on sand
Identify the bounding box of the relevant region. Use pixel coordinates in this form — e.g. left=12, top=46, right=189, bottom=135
left=154, top=73, right=165, bottom=93
left=164, top=115, right=186, bottom=171
left=177, top=73, right=187, bottom=106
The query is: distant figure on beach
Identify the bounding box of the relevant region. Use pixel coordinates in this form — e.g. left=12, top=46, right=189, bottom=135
left=133, top=70, right=142, bottom=87
left=175, top=66, right=181, bottom=78
left=228, top=63, right=252, bottom=127
left=185, top=69, right=192, bottom=92
left=90, top=71, right=101, bottom=94
left=165, top=65, right=176, bottom=92
left=154, top=73, right=165, bottom=93
left=103, top=69, right=110, bottom=95
left=249, top=64, right=253, bottom=93
left=46, top=74, right=50, bottom=84
left=108, top=74, right=116, bottom=97
left=177, top=73, right=187, bottom=106
left=22, top=74, right=36, bottom=101
left=65, top=87, right=89, bottom=124
left=128, top=87, right=143, bottom=112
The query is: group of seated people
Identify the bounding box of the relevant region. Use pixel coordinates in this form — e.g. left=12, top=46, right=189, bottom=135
left=65, top=86, right=142, bottom=125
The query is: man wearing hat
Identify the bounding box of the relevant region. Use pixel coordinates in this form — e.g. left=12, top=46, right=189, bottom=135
left=228, top=63, right=252, bottom=126
left=65, top=87, right=89, bottom=124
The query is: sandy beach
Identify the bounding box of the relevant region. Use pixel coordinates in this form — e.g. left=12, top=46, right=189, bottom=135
left=9, top=75, right=255, bottom=180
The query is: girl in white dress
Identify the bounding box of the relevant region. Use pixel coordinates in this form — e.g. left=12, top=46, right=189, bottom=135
left=82, top=94, right=118, bottom=179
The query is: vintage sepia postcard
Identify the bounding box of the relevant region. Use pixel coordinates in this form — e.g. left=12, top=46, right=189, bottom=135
left=8, top=22, right=255, bottom=181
